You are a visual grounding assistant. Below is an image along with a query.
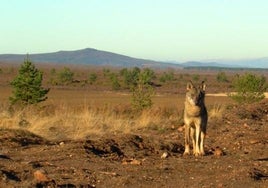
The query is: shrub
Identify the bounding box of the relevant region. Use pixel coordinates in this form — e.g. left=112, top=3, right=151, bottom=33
left=120, top=67, right=140, bottom=88
left=217, top=71, right=228, bottom=82
left=109, top=73, right=121, bottom=90
left=58, top=67, right=74, bottom=84
left=48, top=68, right=58, bottom=85
left=102, top=68, right=110, bottom=78
left=141, top=68, right=156, bottom=83
left=88, top=73, right=97, bottom=84
left=131, top=70, right=154, bottom=111
left=229, top=73, right=267, bottom=103
left=192, top=74, right=200, bottom=81
left=9, top=56, right=50, bottom=105
left=159, top=71, right=174, bottom=83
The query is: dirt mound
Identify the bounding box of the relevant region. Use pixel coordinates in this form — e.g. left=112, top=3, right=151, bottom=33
left=0, top=128, right=51, bottom=147
left=223, top=99, right=268, bottom=125
left=237, top=99, right=268, bottom=121
left=84, top=134, right=184, bottom=160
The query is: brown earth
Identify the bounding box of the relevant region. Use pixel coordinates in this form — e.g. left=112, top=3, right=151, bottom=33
left=0, top=100, right=267, bottom=187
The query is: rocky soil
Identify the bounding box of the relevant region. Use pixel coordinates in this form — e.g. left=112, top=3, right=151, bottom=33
left=0, top=100, right=267, bottom=187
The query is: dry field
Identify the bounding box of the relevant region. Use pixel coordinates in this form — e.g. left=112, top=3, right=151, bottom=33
left=0, top=64, right=267, bottom=187
left=0, top=85, right=232, bottom=141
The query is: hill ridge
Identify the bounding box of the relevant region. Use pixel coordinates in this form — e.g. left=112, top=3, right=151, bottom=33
left=0, top=48, right=172, bottom=68
left=1, top=48, right=267, bottom=68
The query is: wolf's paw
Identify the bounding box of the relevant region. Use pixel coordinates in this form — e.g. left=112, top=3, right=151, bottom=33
left=183, top=151, right=190, bottom=156
left=200, top=151, right=205, bottom=156
left=194, top=152, right=205, bottom=157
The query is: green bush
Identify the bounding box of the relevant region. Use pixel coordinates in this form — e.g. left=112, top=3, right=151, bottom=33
left=109, top=73, right=121, bottom=90
left=103, top=68, right=110, bottom=78
left=10, top=56, right=50, bottom=105
left=120, top=67, right=140, bottom=88
left=141, top=68, right=156, bottom=83
left=192, top=74, right=200, bottom=81
left=88, top=73, right=97, bottom=84
left=58, top=67, right=74, bottom=84
left=159, top=71, right=174, bottom=83
left=229, top=73, right=267, bottom=103
left=131, top=70, right=154, bottom=111
left=48, top=68, right=58, bottom=85
left=217, top=71, right=228, bottom=82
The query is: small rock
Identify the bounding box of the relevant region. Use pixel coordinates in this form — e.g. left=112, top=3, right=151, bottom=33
left=130, top=159, right=142, bottom=165
left=214, top=147, right=224, bottom=156
left=177, top=126, right=185, bottom=132
left=122, top=158, right=142, bottom=165
left=249, top=139, right=260, bottom=144
left=161, top=152, right=169, bottom=159
left=59, top=142, right=65, bottom=146
left=243, top=123, right=250, bottom=128
left=34, top=169, right=50, bottom=182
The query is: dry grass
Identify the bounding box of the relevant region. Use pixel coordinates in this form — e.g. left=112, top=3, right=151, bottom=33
left=0, top=86, right=233, bottom=142
left=0, top=63, right=240, bottom=141
left=208, top=103, right=225, bottom=120
left=0, top=101, right=180, bottom=141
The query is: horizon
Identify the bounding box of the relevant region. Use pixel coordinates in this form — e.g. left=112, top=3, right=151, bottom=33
left=1, top=47, right=267, bottom=63
left=1, top=47, right=268, bottom=69
left=1, top=1, right=268, bottom=63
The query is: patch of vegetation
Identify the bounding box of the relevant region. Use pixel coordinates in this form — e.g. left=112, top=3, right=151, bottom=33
left=109, top=73, right=121, bottom=90
left=9, top=56, right=50, bottom=105
left=192, top=74, right=200, bottom=81
left=159, top=71, right=174, bottom=83
left=217, top=71, right=228, bottom=83
left=229, top=73, right=267, bottom=103
left=48, top=68, right=57, bottom=85
left=88, top=73, right=97, bottom=85
left=58, top=67, right=74, bottom=84
left=131, top=70, right=155, bottom=111
left=120, top=67, right=141, bottom=89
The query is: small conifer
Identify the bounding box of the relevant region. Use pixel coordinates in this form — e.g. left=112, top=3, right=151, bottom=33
left=10, top=55, right=50, bottom=105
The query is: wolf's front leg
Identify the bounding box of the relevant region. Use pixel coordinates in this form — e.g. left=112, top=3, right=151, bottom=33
left=190, top=127, right=196, bottom=154
left=183, top=124, right=191, bottom=156
left=194, top=125, right=201, bottom=156
left=200, top=131, right=205, bottom=156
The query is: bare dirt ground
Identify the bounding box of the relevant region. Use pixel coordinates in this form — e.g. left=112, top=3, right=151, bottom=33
left=0, top=100, right=267, bottom=187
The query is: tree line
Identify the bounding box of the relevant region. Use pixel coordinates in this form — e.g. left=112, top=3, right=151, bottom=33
left=7, top=57, right=268, bottom=110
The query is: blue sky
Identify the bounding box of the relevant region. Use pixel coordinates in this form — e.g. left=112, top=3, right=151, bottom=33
left=1, top=0, right=268, bottom=62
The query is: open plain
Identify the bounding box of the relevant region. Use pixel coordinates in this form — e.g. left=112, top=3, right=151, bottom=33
left=0, top=64, right=267, bottom=187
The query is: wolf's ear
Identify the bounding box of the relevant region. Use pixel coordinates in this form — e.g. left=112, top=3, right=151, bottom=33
left=186, top=81, right=194, bottom=91
left=200, top=81, right=206, bottom=91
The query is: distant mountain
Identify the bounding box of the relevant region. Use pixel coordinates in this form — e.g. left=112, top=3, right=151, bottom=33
left=172, top=60, right=268, bottom=69
left=179, top=61, right=240, bottom=68
left=0, top=48, right=181, bottom=68
left=214, top=58, right=268, bottom=69
left=0, top=48, right=267, bottom=69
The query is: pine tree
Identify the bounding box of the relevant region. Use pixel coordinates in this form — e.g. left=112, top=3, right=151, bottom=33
left=10, top=55, right=50, bottom=105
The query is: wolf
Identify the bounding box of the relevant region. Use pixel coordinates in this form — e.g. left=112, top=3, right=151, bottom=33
left=183, top=81, right=208, bottom=156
